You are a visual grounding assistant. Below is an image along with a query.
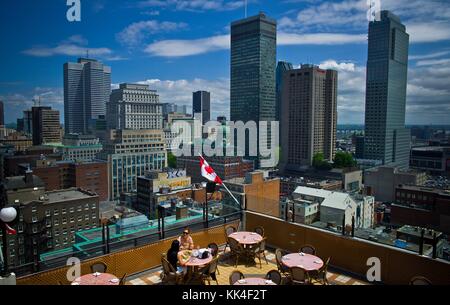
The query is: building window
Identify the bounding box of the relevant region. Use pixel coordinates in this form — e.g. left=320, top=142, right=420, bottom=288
left=62, top=208, right=66, bottom=215
left=54, top=219, right=59, bottom=226
left=32, top=216, right=38, bottom=223
left=70, top=207, right=75, bottom=213
left=54, top=209, right=59, bottom=216
left=45, top=210, right=51, bottom=217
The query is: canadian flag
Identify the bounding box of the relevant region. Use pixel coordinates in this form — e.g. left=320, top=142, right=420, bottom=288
left=4, top=223, right=16, bottom=235
left=199, top=155, right=223, bottom=185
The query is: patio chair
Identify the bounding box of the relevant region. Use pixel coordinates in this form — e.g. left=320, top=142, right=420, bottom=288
left=229, top=270, right=245, bottom=285
left=119, top=273, right=128, bottom=285
left=410, top=276, right=432, bottom=285
left=201, top=257, right=220, bottom=285
left=299, top=244, right=316, bottom=255
left=208, top=242, right=220, bottom=274
left=253, top=226, right=265, bottom=237
left=161, top=256, right=183, bottom=285
left=252, top=238, right=268, bottom=268
left=90, top=262, right=107, bottom=273
left=290, top=266, right=311, bottom=285
left=224, top=225, right=237, bottom=253
left=275, top=248, right=290, bottom=276
left=228, top=237, right=247, bottom=267
left=208, top=242, right=220, bottom=257
left=309, top=257, right=331, bottom=285
left=265, top=270, right=282, bottom=285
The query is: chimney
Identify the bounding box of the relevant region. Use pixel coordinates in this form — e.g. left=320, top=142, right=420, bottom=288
left=25, top=168, right=33, bottom=184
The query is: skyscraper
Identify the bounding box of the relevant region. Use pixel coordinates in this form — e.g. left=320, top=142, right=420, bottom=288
left=276, top=61, right=293, bottom=123
left=107, top=83, right=163, bottom=130
left=364, top=11, right=410, bottom=169
left=193, top=91, right=211, bottom=125
left=31, top=106, right=61, bottom=145
left=280, top=65, right=338, bottom=172
left=0, top=100, right=4, bottom=126
left=230, top=12, right=277, bottom=168
left=64, top=58, right=111, bottom=135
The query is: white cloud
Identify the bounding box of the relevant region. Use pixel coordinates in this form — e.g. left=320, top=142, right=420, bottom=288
left=278, top=32, right=366, bottom=45
left=145, top=32, right=366, bottom=57
left=137, top=0, right=245, bottom=12
left=133, top=78, right=230, bottom=118
left=407, top=22, right=450, bottom=43
left=23, top=35, right=112, bottom=57
left=415, top=58, right=450, bottom=67
left=117, top=20, right=188, bottom=47
left=279, top=0, right=450, bottom=44
left=410, top=51, right=450, bottom=60
left=145, top=35, right=230, bottom=57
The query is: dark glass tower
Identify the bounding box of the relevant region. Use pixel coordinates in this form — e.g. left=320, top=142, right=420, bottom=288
left=230, top=12, right=277, bottom=168
left=364, top=10, right=410, bottom=169
left=193, top=91, right=211, bottom=125
left=276, top=61, right=293, bottom=123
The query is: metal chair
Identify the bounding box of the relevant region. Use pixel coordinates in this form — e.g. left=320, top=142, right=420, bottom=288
left=410, top=276, right=432, bottom=285
left=119, top=273, right=128, bottom=285
left=253, top=238, right=268, bottom=268
left=90, top=262, right=107, bottom=273
left=201, top=257, right=220, bottom=285
left=299, top=244, right=316, bottom=255
left=275, top=248, right=290, bottom=276
left=161, top=256, right=183, bottom=284
left=224, top=225, right=237, bottom=253
left=253, top=226, right=265, bottom=237
left=309, top=257, right=331, bottom=285
left=208, top=242, right=220, bottom=257
left=265, top=270, right=282, bottom=285
left=229, top=270, right=245, bottom=285
left=228, top=237, right=247, bottom=267
left=290, top=266, right=310, bottom=285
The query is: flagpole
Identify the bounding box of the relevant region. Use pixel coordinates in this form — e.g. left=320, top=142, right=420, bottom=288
left=199, top=154, right=243, bottom=209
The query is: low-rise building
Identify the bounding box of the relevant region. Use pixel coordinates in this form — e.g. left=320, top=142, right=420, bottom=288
left=392, top=185, right=450, bottom=233
left=98, top=129, right=167, bottom=200
left=17, top=158, right=109, bottom=202
left=0, top=171, right=99, bottom=268
left=223, top=171, right=280, bottom=218
left=410, top=146, right=450, bottom=176
left=177, top=156, right=254, bottom=184
left=46, top=134, right=103, bottom=162
left=364, top=166, right=427, bottom=202
left=0, top=132, right=33, bottom=152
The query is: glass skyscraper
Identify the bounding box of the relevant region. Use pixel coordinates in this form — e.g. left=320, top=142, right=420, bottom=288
left=64, top=58, right=111, bottom=135
left=230, top=12, right=277, bottom=168
left=364, top=10, right=411, bottom=169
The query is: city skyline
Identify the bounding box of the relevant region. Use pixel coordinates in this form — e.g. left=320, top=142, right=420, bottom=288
left=0, top=0, right=449, bottom=125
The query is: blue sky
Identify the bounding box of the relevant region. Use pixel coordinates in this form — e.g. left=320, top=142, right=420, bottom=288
left=1, top=0, right=450, bottom=125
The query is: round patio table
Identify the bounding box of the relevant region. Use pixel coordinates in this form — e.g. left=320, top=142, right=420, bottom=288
left=71, top=273, right=119, bottom=285
left=179, top=250, right=213, bottom=267
left=229, top=231, right=263, bottom=245
left=234, top=278, right=277, bottom=285
left=281, top=253, right=324, bottom=271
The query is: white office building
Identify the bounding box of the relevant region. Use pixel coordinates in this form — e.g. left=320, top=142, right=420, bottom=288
left=108, top=83, right=163, bottom=130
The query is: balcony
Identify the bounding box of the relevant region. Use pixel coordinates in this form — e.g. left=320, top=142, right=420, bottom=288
left=13, top=210, right=450, bottom=285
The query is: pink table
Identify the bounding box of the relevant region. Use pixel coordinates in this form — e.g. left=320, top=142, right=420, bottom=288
left=72, top=273, right=119, bottom=285
left=281, top=253, right=324, bottom=271
left=234, top=278, right=277, bottom=285
left=180, top=250, right=213, bottom=267
left=229, top=232, right=263, bottom=245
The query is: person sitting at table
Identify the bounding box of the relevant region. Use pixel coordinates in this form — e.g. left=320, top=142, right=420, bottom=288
left=167, top=240, right=188, bottom=275
left=178, top=227, right=194, bottom=250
